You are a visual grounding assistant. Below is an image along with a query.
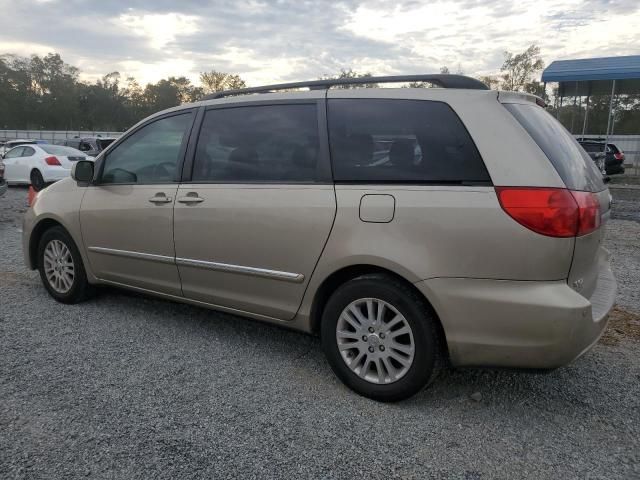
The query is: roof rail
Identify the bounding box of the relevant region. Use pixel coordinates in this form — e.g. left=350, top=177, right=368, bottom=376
left=202, top=74, right=489, bottom=100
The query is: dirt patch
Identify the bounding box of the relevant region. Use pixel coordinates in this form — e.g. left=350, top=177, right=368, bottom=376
left=600, top=307, right=640, bottom=346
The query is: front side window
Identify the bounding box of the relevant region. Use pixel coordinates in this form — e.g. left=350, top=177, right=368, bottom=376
left=101, top=113, right=192, bottom=184
left=4, top=147, right=24, bottom=158
left=192, top=104, right=321, bottom=182
left=328, top=99, right=490, bottom=183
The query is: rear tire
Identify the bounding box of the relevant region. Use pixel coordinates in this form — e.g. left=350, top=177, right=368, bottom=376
left=30, top=169, right=45, bottom=191
left=37, top=226, right=93, bottom=304
left=321, top=274, right=443, bottom=402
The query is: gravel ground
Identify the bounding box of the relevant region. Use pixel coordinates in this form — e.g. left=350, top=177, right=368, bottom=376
left=1, top=186, right=639, bottom=479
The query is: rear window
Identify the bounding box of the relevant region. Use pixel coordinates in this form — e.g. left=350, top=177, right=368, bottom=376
left=41, top=145, right=85, bottom=156
left=97, top=138, right=115, bottom=150
left=504, top=104, right=604, bottom=192
left=580, top=143, right=603, bottom=153
left=327, top=99, right=490, bottom=183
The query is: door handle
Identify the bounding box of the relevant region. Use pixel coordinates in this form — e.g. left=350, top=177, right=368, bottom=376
left=177, top=193, right=204, bottom=204
left=148, top=193, right=172, bottom=204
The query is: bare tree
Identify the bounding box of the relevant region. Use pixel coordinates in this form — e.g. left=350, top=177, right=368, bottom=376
left=500, top=44, right=545, bottom=92
left=320, top=69, right=378, bottom=88
left=199, top=70, right=247, bottom=94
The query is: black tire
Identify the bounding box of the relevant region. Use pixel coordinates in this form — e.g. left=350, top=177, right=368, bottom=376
left=37, top=226, right=93, bottom=304
left=320, top=274, right=443, bottom=402
left=30, top=169, right=45, bottom=191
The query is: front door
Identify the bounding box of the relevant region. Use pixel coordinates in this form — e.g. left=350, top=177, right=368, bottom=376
left=3, top=147, right=25, bottom=182
left=174, top=101, right=336, bottom=320
left=80, top=111, right=195, bottom=295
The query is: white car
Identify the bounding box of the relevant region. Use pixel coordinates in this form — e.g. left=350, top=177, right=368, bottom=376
left=2, top=144, right=93, bottom=190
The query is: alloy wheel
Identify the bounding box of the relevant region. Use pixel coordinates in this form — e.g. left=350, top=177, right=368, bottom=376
left=336, top=298, right=415, bottom=384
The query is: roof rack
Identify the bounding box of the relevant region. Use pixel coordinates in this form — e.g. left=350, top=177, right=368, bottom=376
left=202, top=74, right=489, bottom=100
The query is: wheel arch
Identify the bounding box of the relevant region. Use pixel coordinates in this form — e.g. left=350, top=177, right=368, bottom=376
left=28, top=217, right=66, bottom=269
left=308, top=264, right=449, bottom=358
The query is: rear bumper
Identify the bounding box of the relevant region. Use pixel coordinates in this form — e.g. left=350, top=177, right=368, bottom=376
left=416, top=260, right=616, bottom=369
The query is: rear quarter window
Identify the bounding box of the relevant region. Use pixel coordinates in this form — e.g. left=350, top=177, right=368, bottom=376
left=327, top=99, right=490, bottom=184
left=504, top=103, right=604, bottom=192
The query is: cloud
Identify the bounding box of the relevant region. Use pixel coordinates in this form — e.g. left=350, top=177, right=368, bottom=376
left=0, top=0, right=638, bottom=86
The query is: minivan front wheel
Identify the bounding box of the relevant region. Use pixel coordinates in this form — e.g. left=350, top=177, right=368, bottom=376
left=37, top=226, right=92, bottom=304
left=321, top=274, right=442, bottom=402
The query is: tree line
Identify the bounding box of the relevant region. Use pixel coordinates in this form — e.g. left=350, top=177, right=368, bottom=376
left=0, top=46, right=638, bottom=134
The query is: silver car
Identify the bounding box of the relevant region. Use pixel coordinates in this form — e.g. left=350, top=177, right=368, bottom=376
left=22, top=75, right=616, bottom=401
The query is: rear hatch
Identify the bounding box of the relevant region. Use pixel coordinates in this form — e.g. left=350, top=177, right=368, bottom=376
left=501, top=100, right=609, bottom=300
left=40, top=145, right=88, bottom=168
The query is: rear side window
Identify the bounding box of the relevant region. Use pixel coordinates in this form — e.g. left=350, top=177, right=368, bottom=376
left=504, top=104, right=604, bottom=192
left=327, top=99, right=490, bottom=183
left=192, top=104, right=321, bottom=183
left=580, top=143, right=602, bottom=153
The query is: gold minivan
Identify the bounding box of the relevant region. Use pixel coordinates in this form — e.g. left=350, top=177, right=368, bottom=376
left=23, top=75, right=617, bottom=401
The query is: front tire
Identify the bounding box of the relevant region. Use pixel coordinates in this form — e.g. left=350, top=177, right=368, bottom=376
left=37, top=226, right=92, bottom=304
left=321, top=274, right=443, bottom=402
left=30, top=169, right=45, bottom=191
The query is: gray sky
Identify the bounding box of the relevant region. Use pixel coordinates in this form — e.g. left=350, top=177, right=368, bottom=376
left=1, top=0, right=639, bottom=86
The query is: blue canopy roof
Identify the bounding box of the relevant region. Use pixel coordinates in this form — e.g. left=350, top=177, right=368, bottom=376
left=542, top=55, right=640, bottom=82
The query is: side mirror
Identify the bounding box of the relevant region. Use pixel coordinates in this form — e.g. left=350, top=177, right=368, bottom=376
left=71, top=160, right=94, bottom=186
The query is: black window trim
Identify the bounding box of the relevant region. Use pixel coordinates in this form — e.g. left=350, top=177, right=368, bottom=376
left=93, top=108, right=197, bottom=186
left=326, top=97, right=493, bottom=186
left=180, top=99, right=333, bottom=185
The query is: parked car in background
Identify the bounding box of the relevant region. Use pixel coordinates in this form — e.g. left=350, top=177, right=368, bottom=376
left=0, top=157, right=6, bottom=197
left=2, top=139, right=38, bottom=156
left=63, top=136, right=116, bottom=157
left=3, top=144, right=92, bottom=190
left=23, top=75, right=616, bottom=401
left=577, top=139, right=625, bottom=175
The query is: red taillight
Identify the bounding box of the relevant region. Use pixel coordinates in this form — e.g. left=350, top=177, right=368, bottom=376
left=495, top=187, right=600, bottom=238
left=614, top=152, right=624, bottom=161
left=571, top=190, right=601, bottom=236
left=44, top=156, right=61, bottom=166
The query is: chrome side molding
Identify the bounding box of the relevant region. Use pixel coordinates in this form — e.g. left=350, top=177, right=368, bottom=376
left=87, top=246, right=175, bottom=264
left=175, top=257, right=305, bottom=283
left=87, top=246, right=304, bottom=283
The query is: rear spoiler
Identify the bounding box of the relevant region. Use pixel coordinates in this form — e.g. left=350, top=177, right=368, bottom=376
left=497, top=91, right=546, bottom=108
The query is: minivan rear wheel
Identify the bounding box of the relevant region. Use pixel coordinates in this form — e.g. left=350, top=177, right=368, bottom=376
left=321, top=274, right=442, bottom=402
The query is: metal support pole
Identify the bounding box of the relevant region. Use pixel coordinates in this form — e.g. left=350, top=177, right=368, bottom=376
left=557, top=94, right=563, bottom=120
left=601, top=80, right=616, bottom=175
left=604, top=80, right=616, bottom=141
left=581, top=82, right=590, bottom=137
left=570, top=81, right=578, bottom=133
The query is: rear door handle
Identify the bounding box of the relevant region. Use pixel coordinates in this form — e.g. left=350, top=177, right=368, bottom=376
left=177, top=193, right=204, bottom=204
left=148, top=193, right=172, bottom=204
